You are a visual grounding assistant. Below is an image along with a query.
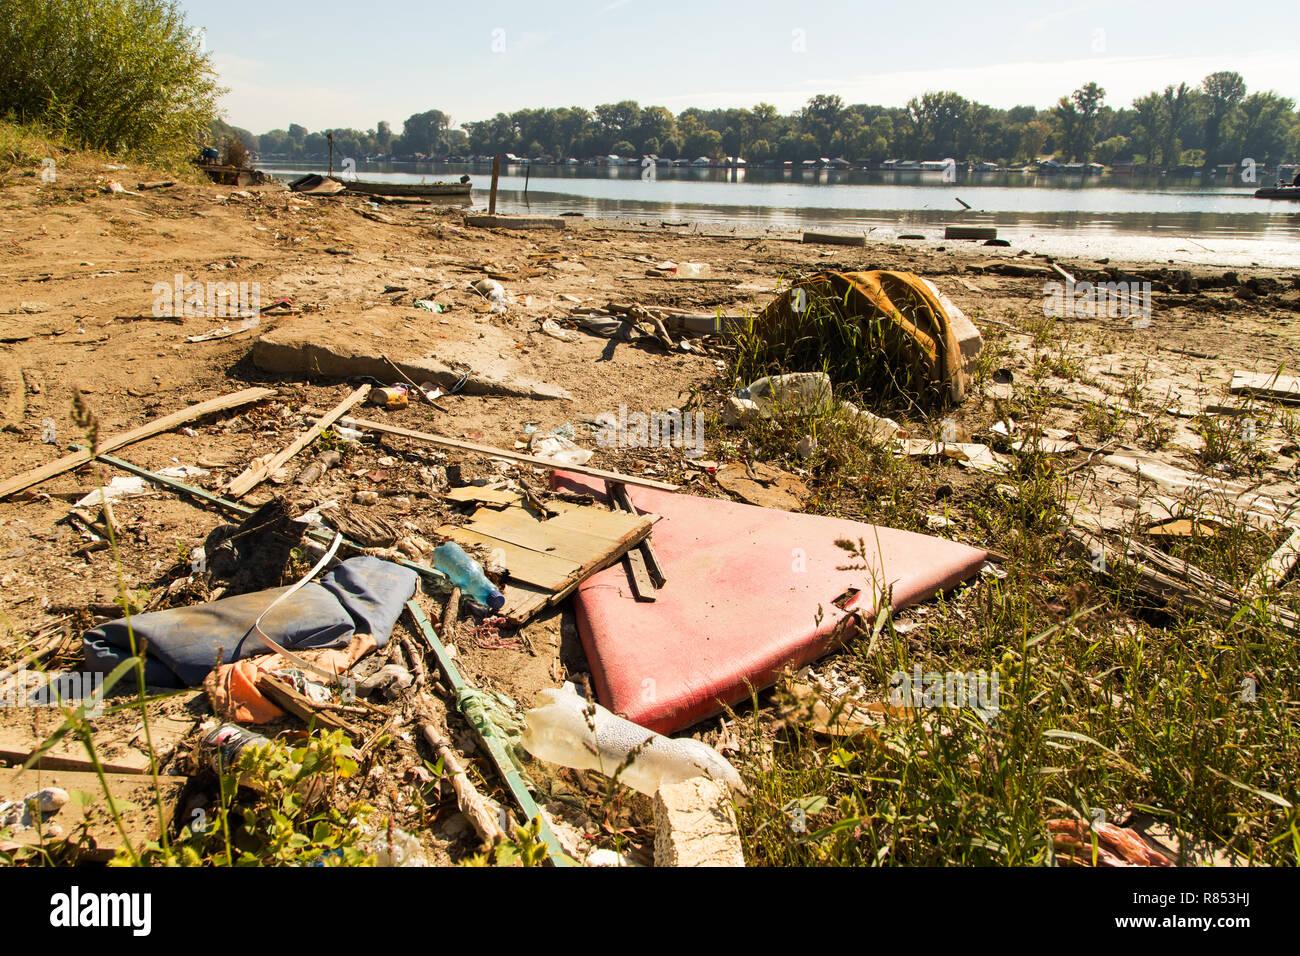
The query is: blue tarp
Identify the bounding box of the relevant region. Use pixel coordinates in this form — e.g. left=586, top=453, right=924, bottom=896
left=82, top=557, right=417, bottom=688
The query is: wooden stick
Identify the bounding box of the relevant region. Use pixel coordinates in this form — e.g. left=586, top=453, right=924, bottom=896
left=313, top=411, right=678, bottom=491
left=0, top=387, right=276, bottom=500
left=0, top=630, right=67, bottom=681
left=1249, top=526, right=1300, bottom=595
left=441, top=587, right=461, bottom=640
left=400, top=635, right=428, bottom=686
left=489, top=153, right=501, bottom=215
left=227, top=385, right=370, bottom=498
left=419, top=718, right=506, bottom=846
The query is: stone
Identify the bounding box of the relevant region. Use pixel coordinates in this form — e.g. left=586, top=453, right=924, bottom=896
left=653, top=777, right=745, bottom=868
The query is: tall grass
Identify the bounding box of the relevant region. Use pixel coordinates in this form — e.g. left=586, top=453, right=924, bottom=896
left=0, top=0, right=223, bottom=169
left=726, top=315, right=1300, bottom=866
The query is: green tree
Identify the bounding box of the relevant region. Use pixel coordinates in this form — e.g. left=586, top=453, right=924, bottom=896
left=0, top=0, right=223, bottom=167
left=402, top=109, right=449, bottom=156
left=1159, top=82, right=1195, bottom=169
left=1200, top=71, right=1246, bottom=173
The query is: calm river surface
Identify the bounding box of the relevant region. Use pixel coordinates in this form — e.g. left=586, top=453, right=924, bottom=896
left=268, top=161, right=1300, bottom=266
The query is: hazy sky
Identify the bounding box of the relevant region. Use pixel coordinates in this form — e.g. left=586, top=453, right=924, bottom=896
left=182, top=0, right=1300, bottom=134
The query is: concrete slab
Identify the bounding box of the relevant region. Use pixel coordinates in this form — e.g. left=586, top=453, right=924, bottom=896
left=251, top=311, right=572, bottom=401
left=465, top=214, right=568, bottom=231
left=654, top=777, right=745, bottom=867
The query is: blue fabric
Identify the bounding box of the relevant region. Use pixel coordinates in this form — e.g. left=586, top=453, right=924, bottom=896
left=82, top=557, right=418, bottom=688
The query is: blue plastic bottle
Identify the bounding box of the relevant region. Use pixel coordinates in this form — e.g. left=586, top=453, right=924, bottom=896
left=433, top=542, right=505, bottom=610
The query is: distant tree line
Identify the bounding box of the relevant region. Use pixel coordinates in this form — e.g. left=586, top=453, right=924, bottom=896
left=235, top=71, right=1299, bottom=171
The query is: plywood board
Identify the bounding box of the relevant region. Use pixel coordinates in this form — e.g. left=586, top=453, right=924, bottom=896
left=434, top=525, right=581, bottom=591
left=444, top=486, right=522, bottom=507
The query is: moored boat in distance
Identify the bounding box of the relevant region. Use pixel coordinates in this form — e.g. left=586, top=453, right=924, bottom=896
left=1254, top=185, right=1300, bottom=200
left=341, top=179, right=472, bottom=198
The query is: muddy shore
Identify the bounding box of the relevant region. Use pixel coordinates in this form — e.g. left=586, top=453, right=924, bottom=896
left=3, top=157, right=1300, bottom=863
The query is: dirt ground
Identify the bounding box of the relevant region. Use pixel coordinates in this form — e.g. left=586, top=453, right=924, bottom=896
left=3, top=154, right=1300, bottom=864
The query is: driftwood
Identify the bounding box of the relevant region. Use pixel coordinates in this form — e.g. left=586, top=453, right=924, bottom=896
left=418, top=717, right=507, bottom=846
left=227, top=385, right=370, bottom=497
left=303, top=411, right=678, bottom=491
left=1065, top=524, right=1300, bottom=633
left=0, top=387, right=276, bottom=500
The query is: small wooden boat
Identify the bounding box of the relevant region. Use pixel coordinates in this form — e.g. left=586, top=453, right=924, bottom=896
left=1254, top=186, right=1300, bottom=200
left=288, top=173, right=345, bottom=195
left=341, top=179, right=471, bottom=198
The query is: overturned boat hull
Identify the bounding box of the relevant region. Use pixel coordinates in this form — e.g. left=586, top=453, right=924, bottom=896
left=342, top=179, right=471, bottom=198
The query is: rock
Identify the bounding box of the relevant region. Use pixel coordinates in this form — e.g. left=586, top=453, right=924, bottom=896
left=796, top=435, right=818, bottom=458
left=722, top=396, right=761, bottom=426
left=653, top=777, right=746, bottom=868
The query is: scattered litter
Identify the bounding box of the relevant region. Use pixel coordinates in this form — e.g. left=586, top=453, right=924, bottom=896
left=529, top=433, right=593, bottom=466
left=539, top=318, right=571, bottom=341
left=522, top=682, right=744, bottom=797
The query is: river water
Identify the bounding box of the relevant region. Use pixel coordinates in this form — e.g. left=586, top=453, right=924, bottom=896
left=267, top=162, right=1300, bottom=267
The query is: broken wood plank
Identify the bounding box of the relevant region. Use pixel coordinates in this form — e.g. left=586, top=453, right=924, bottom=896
left=434, top=525, right=582, bottom=590
left=0, top=386, right=276, bottom=500
left=307, top=411, right=678, bottom=491
left=0, top=726, right=151, bottom=775
left=256, top=675, right=362, bottom=741
left=608, top=481, right=666, bottom=586
left=1248, top=526, right=1300, bottom=595
left=624, top=545, right=657, bottom=601
left=1229, top=369, right=1300, bottom=403
left=227, top=385, right=370, bottom=497
left=443, top=486, right=522, bottom=507
left=0, top=766, right=185, bottom=861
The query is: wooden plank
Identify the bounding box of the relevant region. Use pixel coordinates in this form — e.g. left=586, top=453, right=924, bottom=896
left=1248, top=526, right=1300, bottom=594
left=469, top=506, right=641, bottom=563
left=443, top=486, right=522, bottom=507
left=802, top=232, right=866, bottom=247
left=311, top=411, right=678, bottom=491
left=0, top=767, right=184, bottom=861
left=0, top=726, right=151, bottom=775
left=1229, top=369, right=1300, bottom=403
left=500, top=583, right=552, bottom=625
left=609, top=481, right=667, bottom=587
left=434, top=525, right=581, bottom=590
left=544, top=506, right=653, bottom=543
left=257, top=675, right=361, bottom=741
left=0, top=387, right=277, bottom=500
left=623, top=547, right=657, bottom=602
left=227, top=385, right=370, bottom=497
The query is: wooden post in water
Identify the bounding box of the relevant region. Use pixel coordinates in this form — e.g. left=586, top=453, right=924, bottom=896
left=327, top=133, right=334, bottom=177
left=489, top=153, right=501, bottom=214
left=524, top=163, right=530, bottom=198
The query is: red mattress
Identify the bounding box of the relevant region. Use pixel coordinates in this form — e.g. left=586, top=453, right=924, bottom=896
left=554, top=471, right=989, bottom=734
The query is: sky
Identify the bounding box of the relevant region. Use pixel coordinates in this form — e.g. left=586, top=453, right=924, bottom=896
left=181, top=0, right=1300, bottom=134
